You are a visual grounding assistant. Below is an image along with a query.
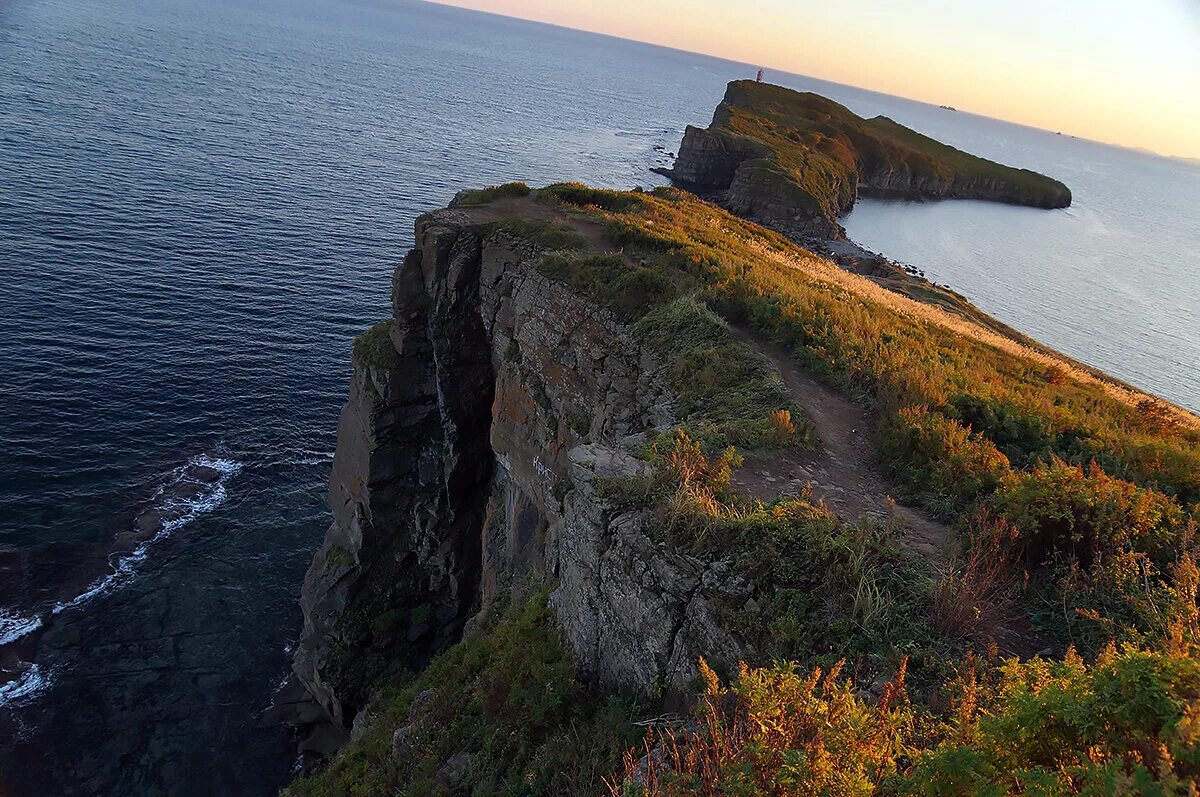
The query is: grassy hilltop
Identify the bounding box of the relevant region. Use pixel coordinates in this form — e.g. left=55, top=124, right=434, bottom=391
left=292, top=183, right=1200, bottom=797
left=689, top=80, right=1072, bottom=220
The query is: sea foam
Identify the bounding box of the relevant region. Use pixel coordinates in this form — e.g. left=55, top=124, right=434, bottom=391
left=0, top=453, right=243, bottom=701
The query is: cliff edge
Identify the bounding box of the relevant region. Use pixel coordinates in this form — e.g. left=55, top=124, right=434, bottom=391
left=282, top=183, right=1200, bottom=797
left=278, top=191, right=777, bottom=762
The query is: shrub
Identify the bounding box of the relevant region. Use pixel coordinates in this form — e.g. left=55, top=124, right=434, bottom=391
left=454, top=181, right=531, bottom=205
left=902, top=648, right=1200, bottom=796
left=878, top=406, right=1011, bottom=517
left=990, top=457, right=1185, bottom=569
left=540, top=182, right=647, bottom=213
left=947, top=394, right=1055, bottom=465
left=609, top=658, right=911, bottom=797
left=767, top=409, right=795, bottom=445
left=609, top=647, right=1200, bottom=797
left=930, top=513, right=1021, bottom=641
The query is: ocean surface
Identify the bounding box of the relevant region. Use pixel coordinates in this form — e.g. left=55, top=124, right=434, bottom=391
left=0, top=0, right=1196, bottom=793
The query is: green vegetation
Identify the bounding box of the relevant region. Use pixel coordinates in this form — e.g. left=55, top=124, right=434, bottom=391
left=472, top=180, right=1200, bottom=657
left=517, top=192, right=814, bottom=452
left=878, top=407, right=1011, bottom=519
left=614, top=658, right=911, bottom=797
left=613, top=646, right=1200, bottom=797
left=706, top=80, right=1071, bottom=219
left=289, top=594, right=640, bottom=797
left=317, top=182, right=1200, bottom=794
left=490, top=217, right=587, bottom=251
left=353, top=320, right=400, bottom=370
left=637, top=429, right=944, bottom=675
left=634, top=298, right=813, bottom=449
left=454, top=181, right=532, bottom=206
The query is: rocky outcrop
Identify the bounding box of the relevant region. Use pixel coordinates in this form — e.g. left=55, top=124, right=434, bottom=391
left=659, top=125, right=843, bottom=241
left=657, top=80, right=1071, bottom=250
left=283, top=208, right=751, bottom=755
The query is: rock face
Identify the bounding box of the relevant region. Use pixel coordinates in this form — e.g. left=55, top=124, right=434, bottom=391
left=664, top=124, right=843, bottom=241
left=658, top=80, right=1071, bottom=248
left=285, top=209, right=749, bottom=752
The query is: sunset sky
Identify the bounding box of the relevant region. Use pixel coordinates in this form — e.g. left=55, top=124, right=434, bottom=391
left=431, top=0, right=1200, bottom=161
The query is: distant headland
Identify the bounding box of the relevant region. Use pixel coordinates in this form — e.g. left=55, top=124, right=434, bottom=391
left=656, top=80, right=1071, bottom=241
left=655, top=79, right=1072, bottom=336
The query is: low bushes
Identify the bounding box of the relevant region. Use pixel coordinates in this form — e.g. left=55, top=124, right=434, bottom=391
left=540, top=182, right=647, bottom=213
left=991, top=457, right=1186, bottom=570
left=610, top=659, right=911, bottom=797
left=454, top=181, right=531, bottom=205
left=878, top=406, right=1011, bottom=518
left=289, top=595, right=639, bottom=797
left=903, top=648, right=1200, bottom=796
left=611, top=646, right=1200, bottom=797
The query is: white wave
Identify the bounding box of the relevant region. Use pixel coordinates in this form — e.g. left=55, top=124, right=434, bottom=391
left=55, top=454, right=243, bottom=613
left=0, top=663, right=52, bottom=707
left=297, top=452, right=335, bottom=465
left=0, top=453, right=244, bottom=650
left=0, top=610, right=43, bottom=647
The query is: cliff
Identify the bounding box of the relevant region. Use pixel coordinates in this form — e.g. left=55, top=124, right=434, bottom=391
left=283, top=183, right=1200, bottom=796
left=658, top=80, right=1072, bottom=245
left=281, top=194, right=764, bottom=761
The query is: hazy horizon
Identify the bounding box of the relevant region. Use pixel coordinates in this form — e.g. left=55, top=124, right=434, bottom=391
left=429, top=0, right=1200, bottom=162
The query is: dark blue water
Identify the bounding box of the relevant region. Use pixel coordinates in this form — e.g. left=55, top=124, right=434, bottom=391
left=0, top=0, right=1196, bottom=794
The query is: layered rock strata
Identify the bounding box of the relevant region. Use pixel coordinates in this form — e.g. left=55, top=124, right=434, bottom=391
left=282, top=210, right=747, bottom=755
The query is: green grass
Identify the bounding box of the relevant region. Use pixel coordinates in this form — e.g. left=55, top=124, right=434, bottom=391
left=634, top=297, right=813, bottom=449
left=288, top=594, right=641, bottom=797
left=454, top=181, right=532, bottom=206
left=489, top=217, right=586, bottom=251
left=352, top=320, right=400, bottom=370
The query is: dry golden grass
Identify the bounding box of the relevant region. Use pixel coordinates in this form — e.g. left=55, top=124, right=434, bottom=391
left=735, top=229, right=1200, bottom=431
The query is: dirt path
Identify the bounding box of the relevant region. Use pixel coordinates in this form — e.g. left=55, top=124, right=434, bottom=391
left=462, top=195, right=1042, bottom=657
left=455, top=195, right=619, bottom=254
left=729, top=327, right=950, bottom=568
left=732, top=328, right=1046, bottom=657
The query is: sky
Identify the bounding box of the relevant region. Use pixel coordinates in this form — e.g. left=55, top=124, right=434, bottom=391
left=430, top=0, right=1200, bottom=161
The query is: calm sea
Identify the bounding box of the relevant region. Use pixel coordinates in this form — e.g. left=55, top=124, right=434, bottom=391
left=0, top=0, right=1196, bottom=793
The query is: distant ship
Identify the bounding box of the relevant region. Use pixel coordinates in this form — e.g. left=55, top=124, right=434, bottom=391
left=938, top=104, right=958, bottom=111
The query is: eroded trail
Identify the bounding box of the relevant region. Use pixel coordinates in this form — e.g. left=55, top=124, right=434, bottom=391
left=732, top=328, right=1047, bottom=657
left=463, top=197, right=1042, bottom=656
left=729, top=327, right=950, bottom=567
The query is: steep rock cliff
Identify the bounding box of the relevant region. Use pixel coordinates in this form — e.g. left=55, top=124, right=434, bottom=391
left=285, top=207, right=749, bottom=754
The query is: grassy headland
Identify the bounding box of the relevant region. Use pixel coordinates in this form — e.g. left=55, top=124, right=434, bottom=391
left=681, top=80, right=1071, bottom=220
left=297, top=183, right=1200, bottom=796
